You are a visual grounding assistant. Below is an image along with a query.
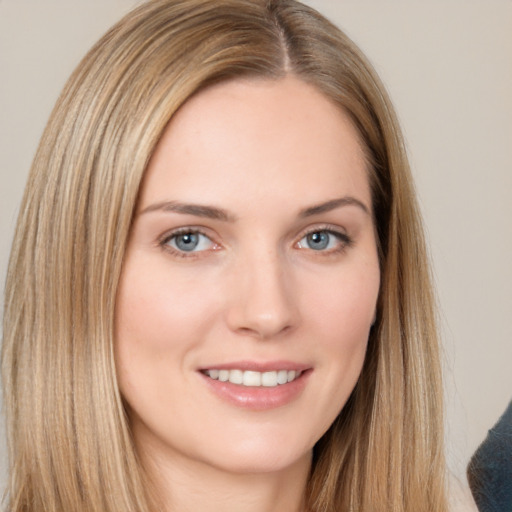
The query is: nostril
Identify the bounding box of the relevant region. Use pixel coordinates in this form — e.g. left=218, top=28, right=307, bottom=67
left=234, top=321, right=294, bottom=340
left=225, top=263, right=300, bottom=339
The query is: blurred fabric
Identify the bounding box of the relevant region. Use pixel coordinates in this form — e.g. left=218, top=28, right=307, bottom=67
left=468, top=401, right=512, bottom=512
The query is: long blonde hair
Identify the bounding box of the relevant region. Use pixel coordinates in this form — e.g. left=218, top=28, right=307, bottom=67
left=2, top=1, right=447, bottom=510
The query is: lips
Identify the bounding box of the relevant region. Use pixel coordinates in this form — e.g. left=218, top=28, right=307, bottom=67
left=198, top=361, right=312, bottom=410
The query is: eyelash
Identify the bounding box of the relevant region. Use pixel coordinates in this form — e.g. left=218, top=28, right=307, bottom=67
left=158, top=225, right=353, bottom=258
left=158, top=227, right=216, bottom=258
left=296, top=226, right=353, bottom=255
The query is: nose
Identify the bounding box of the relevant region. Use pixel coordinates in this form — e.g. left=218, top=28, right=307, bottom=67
left=225, top=251, right=300, bottom=340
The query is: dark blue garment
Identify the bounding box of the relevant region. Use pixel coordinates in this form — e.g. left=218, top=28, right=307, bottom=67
left=468, top=400, right=512, bottom=512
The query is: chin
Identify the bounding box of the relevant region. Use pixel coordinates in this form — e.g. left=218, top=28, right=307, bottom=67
left=188, top=427, right=315, bottom=476
left=204, top=446, right=312, bottom=476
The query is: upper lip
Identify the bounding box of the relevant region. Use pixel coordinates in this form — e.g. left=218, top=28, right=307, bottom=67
left=198, top=360, right=311, bottom=372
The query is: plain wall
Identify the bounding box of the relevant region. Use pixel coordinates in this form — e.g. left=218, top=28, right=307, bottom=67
left=1, top=0, right=511, bottom=491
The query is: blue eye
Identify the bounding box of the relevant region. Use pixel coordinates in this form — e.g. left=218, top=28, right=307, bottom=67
left=297, top=230, right=348, bottom=251
left=164, top=231, right=214, bottom=253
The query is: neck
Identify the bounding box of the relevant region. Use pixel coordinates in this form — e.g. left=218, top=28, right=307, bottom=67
left=144, top=447, right=311, bottom=512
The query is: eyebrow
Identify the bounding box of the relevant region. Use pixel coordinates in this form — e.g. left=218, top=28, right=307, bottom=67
left=139, top=200, right=236, bottom=222
left=139, top=195, right=369, bottom=222
left=299, top=197, right=370, bottom=217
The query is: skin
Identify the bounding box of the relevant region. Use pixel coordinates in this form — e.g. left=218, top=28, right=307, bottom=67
left=115, top=75, right=380, bottom=512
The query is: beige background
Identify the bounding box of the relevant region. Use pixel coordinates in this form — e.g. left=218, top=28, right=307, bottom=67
left=1, top=0, right=511, bottom=493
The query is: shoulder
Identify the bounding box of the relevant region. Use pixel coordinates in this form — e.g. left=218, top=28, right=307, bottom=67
left=467, top=400, right=512, bottom=512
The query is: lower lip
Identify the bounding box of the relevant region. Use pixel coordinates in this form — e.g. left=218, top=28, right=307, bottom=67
left=199, top=370, right=311, bottom=411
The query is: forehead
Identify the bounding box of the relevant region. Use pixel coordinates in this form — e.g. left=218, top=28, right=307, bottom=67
left=139, top=76, right=371, bottom=213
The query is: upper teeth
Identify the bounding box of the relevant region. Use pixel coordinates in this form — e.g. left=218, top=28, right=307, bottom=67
left=204, top=369, right=301, bottom=387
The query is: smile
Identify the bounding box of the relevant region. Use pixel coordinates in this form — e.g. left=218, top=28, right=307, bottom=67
left=202, top=369, right=303, bottom=387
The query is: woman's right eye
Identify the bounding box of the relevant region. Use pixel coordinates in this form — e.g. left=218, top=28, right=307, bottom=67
left=161, top=231, right=216, bottom=254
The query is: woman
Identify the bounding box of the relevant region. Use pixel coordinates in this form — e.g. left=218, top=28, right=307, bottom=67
left=1, top=0, right=447, bottom=510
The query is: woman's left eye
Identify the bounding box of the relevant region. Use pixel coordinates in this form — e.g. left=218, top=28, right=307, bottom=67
left=296, top=230, right=350, bottom=252
left=162, top=231, right=215, bottom=253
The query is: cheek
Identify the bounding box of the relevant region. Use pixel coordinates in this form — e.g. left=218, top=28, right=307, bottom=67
left=305, top=262, right=379, bottom=344
left=300, top=263, right=379, bottom=418
left=116, top=260, right=219, bottom=353
left=114, top=257, right=222, bottom=406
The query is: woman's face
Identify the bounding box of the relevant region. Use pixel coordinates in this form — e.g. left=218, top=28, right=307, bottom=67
left=115, top=76, right=380, bottom=476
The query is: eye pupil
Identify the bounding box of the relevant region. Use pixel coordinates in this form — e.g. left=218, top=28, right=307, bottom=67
left=175, top=233, right=199, bottom=251
left=307, top=231, right=329, bottom=250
